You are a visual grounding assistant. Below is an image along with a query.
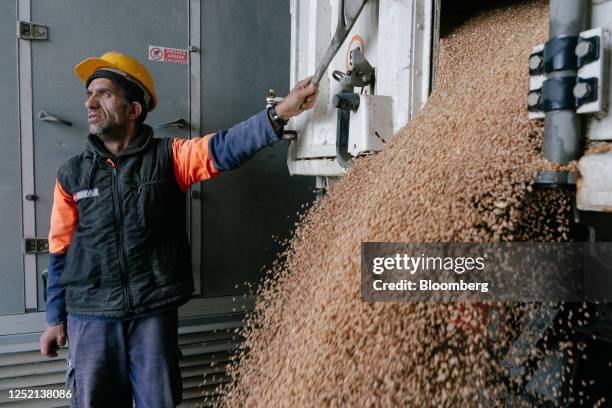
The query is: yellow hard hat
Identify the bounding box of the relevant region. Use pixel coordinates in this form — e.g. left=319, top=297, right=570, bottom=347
left=75, top=51, right=157, bottom=111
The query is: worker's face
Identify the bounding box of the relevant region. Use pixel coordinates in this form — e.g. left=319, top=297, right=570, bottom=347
left=85, top=78, right=131, bottom=136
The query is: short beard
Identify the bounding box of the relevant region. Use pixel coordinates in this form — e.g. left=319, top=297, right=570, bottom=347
left=89, top=99, right=131, bottom=141
left=90, top=123, right=127, bottom=142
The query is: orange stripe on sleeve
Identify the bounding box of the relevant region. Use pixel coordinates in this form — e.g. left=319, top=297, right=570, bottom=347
left=48, top=180, right=78, bottom=254
left=172, top=136, right=221, bottom=192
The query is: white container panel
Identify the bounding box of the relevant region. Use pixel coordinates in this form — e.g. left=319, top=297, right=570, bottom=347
left=288, top=0, right=434, bottom=176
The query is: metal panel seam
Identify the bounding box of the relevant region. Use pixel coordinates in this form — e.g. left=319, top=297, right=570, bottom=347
left=17, top=0, right=37, bottom=314
left=189, top=0, right=202, bottom=296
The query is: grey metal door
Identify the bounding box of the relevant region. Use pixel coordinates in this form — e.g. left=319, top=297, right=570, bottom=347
left=0, top=0, right=25, bottom=315
left=29, top=0, right=190, bottom=311
left=199, top=0, right=316, bottom=297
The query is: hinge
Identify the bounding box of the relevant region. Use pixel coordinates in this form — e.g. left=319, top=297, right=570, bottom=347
left=17, top=21, right=48, bottom=40
left=23, top=238, right=49, bottom=254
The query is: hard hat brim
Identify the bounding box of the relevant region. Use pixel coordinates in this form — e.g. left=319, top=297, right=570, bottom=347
left=74, top=57, right=116, bottom=83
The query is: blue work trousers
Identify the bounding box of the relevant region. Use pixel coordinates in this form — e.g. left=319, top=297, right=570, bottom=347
left=65, top=309, right=182, bottom=407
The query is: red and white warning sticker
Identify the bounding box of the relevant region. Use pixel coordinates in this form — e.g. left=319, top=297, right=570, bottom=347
left=148, top=46, right=189, bottom=64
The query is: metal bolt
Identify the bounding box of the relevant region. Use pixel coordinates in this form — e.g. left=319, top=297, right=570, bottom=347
left=575, top=41, right=592, bottom=58
left=529, top=54, right=543, bottom=71
left=266, top=89, right=278, bottom=108
left=38, top=239, right=49, bottom=251
left=573, top=82, right=591, bottom=99
left=188, top=45, right=199, bottom=52
left=191, top=190, right=200, bottom=200
left=527, top=91, right=541, bottom=107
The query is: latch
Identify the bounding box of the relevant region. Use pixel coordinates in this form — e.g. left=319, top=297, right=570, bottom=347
left=23, top=238, right=49, bottom=254
left=17, top=21, right=48, bottom=40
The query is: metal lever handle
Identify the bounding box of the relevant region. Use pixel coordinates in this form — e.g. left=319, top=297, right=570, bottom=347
left=38, top=111, right=73, bottom=126
left=333, top=93, right=360, bottom=168
left=312, top=0, right=369, bottom=85
left=155, top=118, right=187, bottom=130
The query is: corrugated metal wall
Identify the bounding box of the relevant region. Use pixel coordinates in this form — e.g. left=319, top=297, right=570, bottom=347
left=0, top=317, right=244, bottom=407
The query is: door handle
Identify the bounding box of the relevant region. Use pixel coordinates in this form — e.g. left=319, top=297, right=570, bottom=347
left=42, top=269, right=48, bottom=302
left=154, top=118, right=187, bottom=130
left=38, top=111, right=73, bottom=126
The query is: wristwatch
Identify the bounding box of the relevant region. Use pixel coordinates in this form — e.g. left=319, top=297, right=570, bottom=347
left=268, top=105, right=288, bottom=127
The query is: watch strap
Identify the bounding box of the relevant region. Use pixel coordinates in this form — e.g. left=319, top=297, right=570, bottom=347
left=268, top=105, right=288, bottom=127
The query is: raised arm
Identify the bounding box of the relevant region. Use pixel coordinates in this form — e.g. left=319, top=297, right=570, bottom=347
left=171, top=110, right=277, bottom=191
left=171, top=77, right=319, bottom=191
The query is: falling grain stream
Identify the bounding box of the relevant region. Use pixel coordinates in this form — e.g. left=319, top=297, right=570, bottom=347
left=213, top=2, right=602, bottom=406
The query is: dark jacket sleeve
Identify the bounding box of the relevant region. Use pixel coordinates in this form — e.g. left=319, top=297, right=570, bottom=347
left=208, top=109, right=282, bottom=171
left=46, top=179, right=78, bottom=325
left=46, top=253, right=67, bottom=325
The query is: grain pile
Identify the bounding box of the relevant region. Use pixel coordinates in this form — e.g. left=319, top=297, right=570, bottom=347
left=218, top=1, right=577, bottom=406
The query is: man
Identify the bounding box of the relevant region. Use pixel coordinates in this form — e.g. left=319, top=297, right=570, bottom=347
left=38, top=51, right=318, bottom=407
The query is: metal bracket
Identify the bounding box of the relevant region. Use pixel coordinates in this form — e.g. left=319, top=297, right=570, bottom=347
left=535, top=170, right=577, bottom=189
left=347, top=48, right=375, bottom=89
left=23, top=238, right=49, bottom=254
left=528, top=44, right=546, bottom=119
left=542, top=76, right=576, bottom=111
left=17, top=21, right=48, bottom=40
left=528, top=28, right=606, bottom=118
left=576, top=28, right=606, bottom=115
left=543, top=36, right=578, bottom=73
left=333, top=93, right=360, bottom=168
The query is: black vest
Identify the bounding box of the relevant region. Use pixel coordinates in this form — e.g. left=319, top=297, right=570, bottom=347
left=57, top=126, right=193, bottom=318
